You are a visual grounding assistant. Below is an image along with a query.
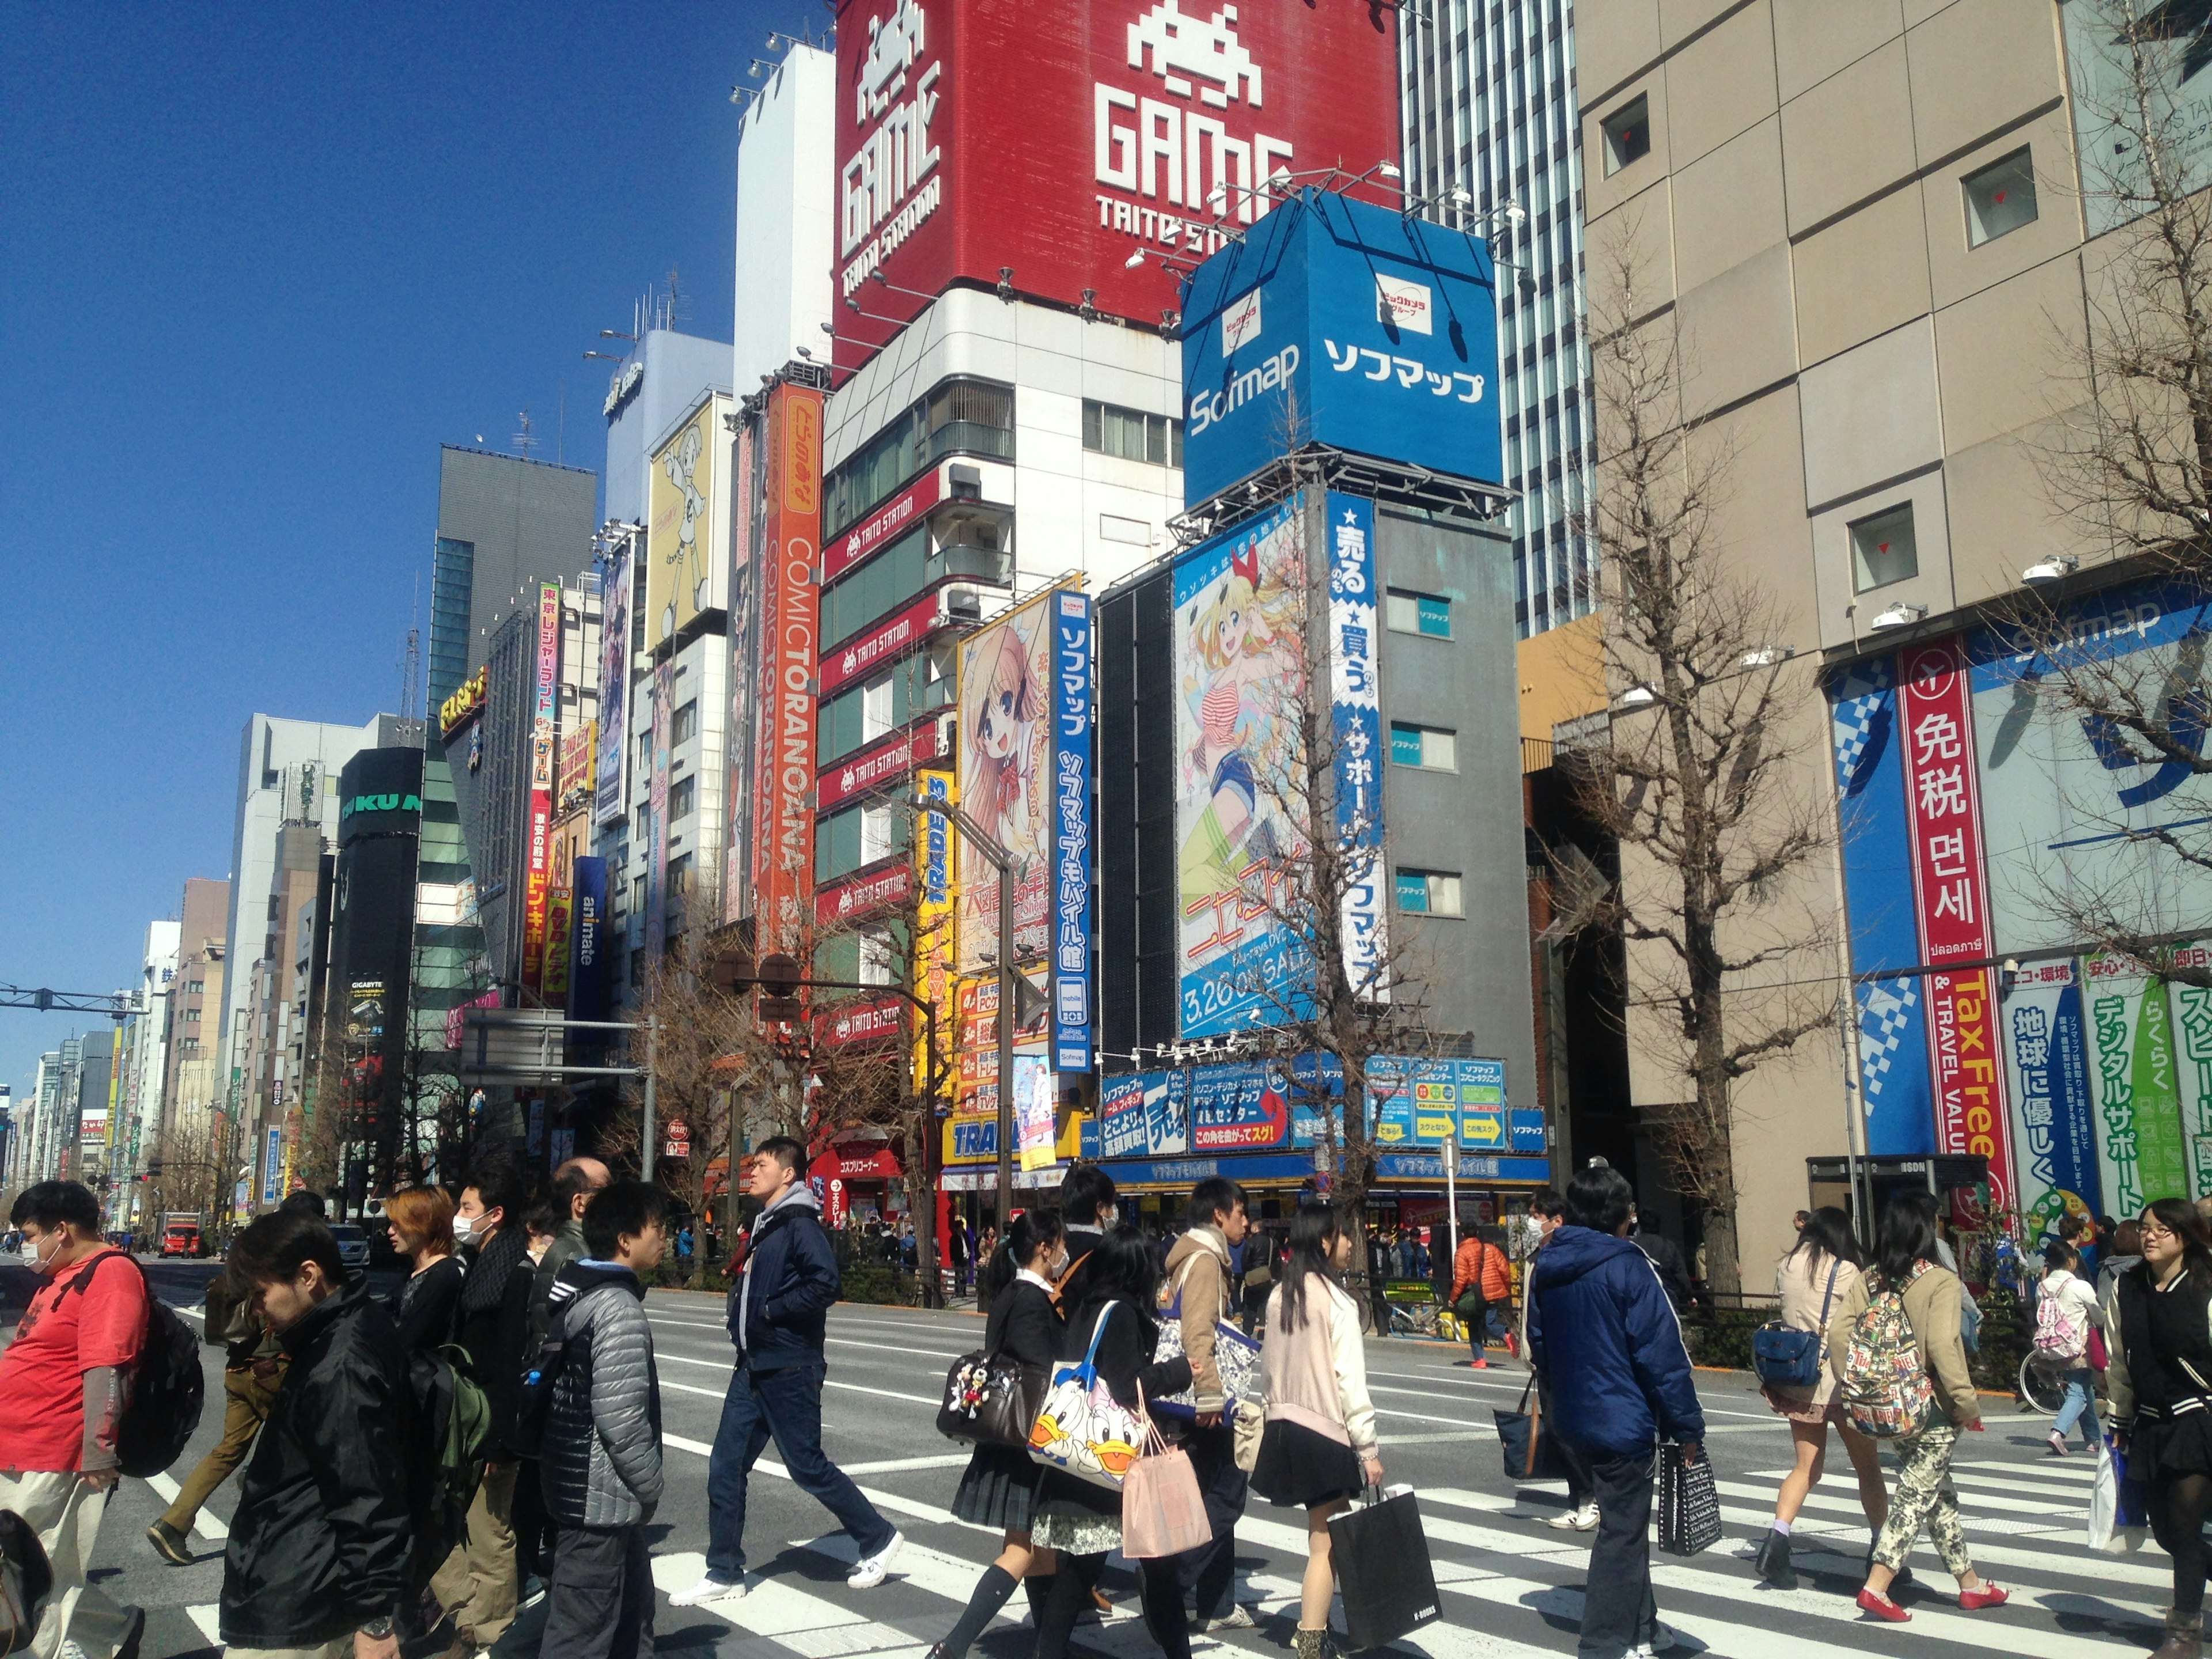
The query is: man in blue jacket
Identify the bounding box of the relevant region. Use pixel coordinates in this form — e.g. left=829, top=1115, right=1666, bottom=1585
left=672, top=1137, right=902, bottom=1607
left=1528, top=1165, right=1706, bottom=1659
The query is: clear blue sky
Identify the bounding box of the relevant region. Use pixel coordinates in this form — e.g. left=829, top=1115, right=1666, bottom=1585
left=0, top=3, right=820, bottom=1105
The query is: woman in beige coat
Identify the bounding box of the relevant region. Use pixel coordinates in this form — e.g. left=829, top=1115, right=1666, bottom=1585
left=1752, top=1207, right=1888, bottom=1589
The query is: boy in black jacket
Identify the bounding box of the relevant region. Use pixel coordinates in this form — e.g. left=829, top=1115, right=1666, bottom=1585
left=672, top=1137, right=901, bottom=1606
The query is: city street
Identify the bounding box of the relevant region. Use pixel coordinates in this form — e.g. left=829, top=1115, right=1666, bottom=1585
left=59, top=1271, right=2166, bottom=1659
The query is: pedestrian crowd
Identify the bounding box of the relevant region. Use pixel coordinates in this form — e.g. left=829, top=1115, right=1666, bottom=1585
left=3, top=1150, right=2207, bottom=1659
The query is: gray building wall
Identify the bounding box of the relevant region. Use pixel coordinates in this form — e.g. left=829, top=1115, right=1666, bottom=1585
left=1375, top=507, right=1539, bottom=1107
left=430, top=448, right=599, bottom=710
left=600, top=331, right=732, bottom=528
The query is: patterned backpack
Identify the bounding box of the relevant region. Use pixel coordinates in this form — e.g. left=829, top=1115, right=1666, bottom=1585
left=1840, top=1266, right=1935, bottom=1440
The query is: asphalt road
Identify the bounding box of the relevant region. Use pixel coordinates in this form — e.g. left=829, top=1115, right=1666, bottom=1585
left=6, top=1264, right=2169, bottom=1659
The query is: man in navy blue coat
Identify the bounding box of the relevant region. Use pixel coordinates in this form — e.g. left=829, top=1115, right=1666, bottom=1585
left=672, top=1135, right=902, bottom=1607
left=1529, top=1165, right=1706, bottom=1659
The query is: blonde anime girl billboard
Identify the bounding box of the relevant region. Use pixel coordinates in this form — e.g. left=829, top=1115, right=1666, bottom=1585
left=1174, top=498, right=1309, bottom=1037
left=956, top=587, right=1058, bottom=972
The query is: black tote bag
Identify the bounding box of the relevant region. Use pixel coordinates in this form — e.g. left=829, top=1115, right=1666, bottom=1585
left=1656, top=1442, right=1723, bottom=1556
left=1493, top=1373, right=1570, bottom=1483
left=1328, top=1486, right=1442, bottom=1652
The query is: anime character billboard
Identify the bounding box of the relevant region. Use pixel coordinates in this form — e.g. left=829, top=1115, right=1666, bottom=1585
left=956, top=585, right=1063, bottom=973
left=647, top=392, right=730, bottom=649
left=1173, top=497, right=1309, bottom=1037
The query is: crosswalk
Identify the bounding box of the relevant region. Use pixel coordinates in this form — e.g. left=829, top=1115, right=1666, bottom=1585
left=421, top=1433, right=2164, bottom=1659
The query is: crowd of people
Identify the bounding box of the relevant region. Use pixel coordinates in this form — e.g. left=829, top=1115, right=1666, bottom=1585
left=8, top=1150, right=2212, bottom=1659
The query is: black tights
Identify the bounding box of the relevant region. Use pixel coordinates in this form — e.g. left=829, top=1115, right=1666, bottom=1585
left=2152, top=1471, right=2212, bottom=1620
left=1035, top=1554, right=1109, bottom=1659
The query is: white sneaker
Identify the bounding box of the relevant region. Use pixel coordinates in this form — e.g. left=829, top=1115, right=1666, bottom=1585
left=1646, top=1622, right=1679, bottom=1652
left=848, top=1531, right=904, bottom=1588
left=1546, top=1503, right=1599, bottom=1532
left=1202, top=1605, right=1257, bottom=1631
left=670, top=1574, right=748, bottom=1607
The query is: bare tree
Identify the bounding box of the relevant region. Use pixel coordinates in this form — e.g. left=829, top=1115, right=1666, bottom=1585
left=628, top=954, right=761, bottom=1222
left=1573, top=232, right=1838, bottom=1293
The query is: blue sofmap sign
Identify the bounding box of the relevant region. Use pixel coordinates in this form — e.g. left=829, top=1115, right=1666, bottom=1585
left=1050, top=590, right=1094, bottom=1073
left=1180, top=188, right=1504, bottom=506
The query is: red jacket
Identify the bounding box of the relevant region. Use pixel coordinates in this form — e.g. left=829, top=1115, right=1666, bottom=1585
left=1452, top=1236, right=1510, bottom=1304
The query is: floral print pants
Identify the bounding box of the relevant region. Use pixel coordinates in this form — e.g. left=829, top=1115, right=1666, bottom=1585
left=1871, top=1419, right=1971, bottom=1577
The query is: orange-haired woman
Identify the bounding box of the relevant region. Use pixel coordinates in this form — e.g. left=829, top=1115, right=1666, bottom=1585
left=384, top=1185, right=464, bottom=1353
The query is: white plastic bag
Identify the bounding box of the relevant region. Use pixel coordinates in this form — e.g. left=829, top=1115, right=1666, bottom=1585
left=2089, top=1439, right=2149, bottom=1554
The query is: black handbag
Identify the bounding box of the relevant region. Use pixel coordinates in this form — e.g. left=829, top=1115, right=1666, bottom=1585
left=1656, top=1442, right=1722, bottom=1556
left=1328, top=1486, right=1441, bottom=1652
left=937, top=1347, right=1048, bottom=1449
left=1493, top=1374, right=1569, bottom=1483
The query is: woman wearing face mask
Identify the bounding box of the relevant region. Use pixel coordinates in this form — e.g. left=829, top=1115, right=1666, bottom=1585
left=2105, top=1199, right=2212, bottom=1659
left=929, top=1209, right=1069, bottom=1659
left=384, top=1185, right=465, bottom=1354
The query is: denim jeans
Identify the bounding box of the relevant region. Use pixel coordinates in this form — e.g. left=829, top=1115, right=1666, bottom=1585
left=2052, top=1368, right=2100, bottom=1446
left=705, top=1360, right=895, bottom=1579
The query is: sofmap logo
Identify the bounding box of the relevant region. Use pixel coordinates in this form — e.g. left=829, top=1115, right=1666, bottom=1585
left=1221, top=287, right=1262, bottom=354
left=1187, top=342, right=1299, bottom=435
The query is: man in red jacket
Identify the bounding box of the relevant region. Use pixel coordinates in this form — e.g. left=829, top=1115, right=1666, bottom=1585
left=1450, top=1226, right=1511, bottom=1367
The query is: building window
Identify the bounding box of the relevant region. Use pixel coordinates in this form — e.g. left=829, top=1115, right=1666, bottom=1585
left=823, top=376, right=1016, bottom=536
left=180, top=1039, right=199, bottom=1055
left=187, top=979, right=204, bottom=995
left=669, top=775, right=696, bottom=823
left=1963, top=147, right=2037, bottom=248
left=630, top=948, right=646, bottom=990
left=1390, top=723, right=1458, bottom=771
left=1082, top=400, right=1184, bottom=467
left=1601, top=95, right=1649, bottom=175
left=819, top=657, right=937, bottom=764
left=858, top=925, right=899, bottom=987
left=1385, top=588, right=1453, bottom=637
left=1395, top=868, right=1464, bottom=916
left=816, top=801, right=913, bottom=882
left=668, top=853, right=692, bottom=897
left=1849, top=502, right=1919, bottom=593
left=671, top=700, right=699, bottom=745
left=183, top=1007, right=200, bottom=1022
left=862, top=675, right=896, bottom=744
left=632, top=876, right=647, bottom=915
left=819, top=521, right=1007, bottom=649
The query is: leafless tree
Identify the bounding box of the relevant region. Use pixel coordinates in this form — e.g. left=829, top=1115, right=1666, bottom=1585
left=1572, top=230, right=1838, bottom=1294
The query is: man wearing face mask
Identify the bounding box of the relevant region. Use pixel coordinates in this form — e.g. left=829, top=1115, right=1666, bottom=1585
left=0, top=1180, right=150, bottom=1659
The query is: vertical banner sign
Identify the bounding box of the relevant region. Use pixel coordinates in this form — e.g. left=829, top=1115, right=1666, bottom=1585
left=597, top=541, right=630, bottom=825
left=1016, top=1054, right=1057, bottom=1173
left=915, top=771, right=957, bottom=1107
left=725, top=421, right=759, bottom=923
left=2169, top=958, right=2212, bottom=1199
left=1325, top=492, right=1389, bottom=1000
left=647, top=662, right=672, bottom=961
left=752, top=384, right=822, bottom=951
left=522, top=581, right=560, bottom=990
left=1897, top=642, right=2013, bottom=1207
left=955, top=586, right=1059, bottom=974
left=2001, top=960, right=2102, bottom=1240
left=2087, top=957, right=2191, bottom=1211
left=261, top=1125, right=282, bottom=1206
left=569, top=856, right=607, bottom=1021
left=542, top=891, right=574, bottom=999
left=1051, top=589, right=1094, bottom=1073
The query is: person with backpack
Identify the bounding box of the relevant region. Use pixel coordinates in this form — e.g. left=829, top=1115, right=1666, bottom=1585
left=1751, top=1207, right=1888, bottom=1590
left=927, top=1210, right=1066, bottom=1659
left=385, top=1186, right=466, bottom=1355
left=535, top=1181, right=667, bottom=1659
left=431, top=1156, right=534, bottom=1659
left=1528, top=1165, right=1703, bottom=1659
left=0, top=1181, right=150, bottom=1659
left=1450, top=1225, right=1510, bottom=1368
left=1252, top=1203, right=1381, bottom=1659
left=673, top=1137, right=902, bottom=1607
left=219, top=1207, right=411, bottom=1659
left=2104, top=1198, right=2212, bottom=1659
left=1826, top=1188, right=2007, bottom=1622
left=2034, top=1239, right=2103, bottom=1457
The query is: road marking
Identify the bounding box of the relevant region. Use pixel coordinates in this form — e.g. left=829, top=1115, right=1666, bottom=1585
left=650, top=1548, right=919, bottom=1653
left=661, top=1433, right=984, bottom=1533
left=840, top=1455, right=972, bottom=1476
left=654, top=1350, right=940, bottom=1408
left=187, top=1604, right=221, bottom=1645
left=142, top=1471, right=229, bottom=1541
left=173, top=1304, right=203, bottom=1323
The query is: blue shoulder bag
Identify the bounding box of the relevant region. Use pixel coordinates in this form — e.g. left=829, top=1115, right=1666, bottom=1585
left=1751, top=1261, right=1838, bottom=1389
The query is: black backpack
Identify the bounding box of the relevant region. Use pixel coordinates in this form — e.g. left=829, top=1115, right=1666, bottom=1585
left=59, top=1253, right=205, bottom=1478
left=509, top=1282, right=613, bottom=1460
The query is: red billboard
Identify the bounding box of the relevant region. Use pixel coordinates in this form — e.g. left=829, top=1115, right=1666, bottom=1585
left=832, top=0, right=1400, bottom=366
left=521, top=581, right=561, bottom=991
left=752, top=385, right=825, bottom=952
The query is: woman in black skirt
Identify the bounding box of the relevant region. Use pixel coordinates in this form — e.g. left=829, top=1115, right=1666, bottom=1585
left=2107, top=1196, right=2212, bottom=1659
left=1254, top=1203, right=1382, bottom=1659
left=930, top=1210, right=1067, bottom=1659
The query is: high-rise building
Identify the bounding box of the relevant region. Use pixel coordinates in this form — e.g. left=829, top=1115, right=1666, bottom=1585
left=161, top=877, right=230, bottom=1174
left=110, top=919, right=181, bottom=1226
left=1400, top=0, right=1594, bottom=637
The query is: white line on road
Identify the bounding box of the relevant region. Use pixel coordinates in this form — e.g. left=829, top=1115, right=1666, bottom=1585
left=142, top=1471, right=228, bottom=1541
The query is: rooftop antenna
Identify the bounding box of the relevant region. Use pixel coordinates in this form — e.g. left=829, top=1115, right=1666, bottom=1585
left=399, top=573, right=421, bottom=722
left=512, top=409, right=539, bottom=456
left=665, top=267, right=690, bottom=328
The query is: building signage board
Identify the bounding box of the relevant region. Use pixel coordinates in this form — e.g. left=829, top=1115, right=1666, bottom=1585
left=2001, top=959, right=2103, bottom=1237
left=824, top=468, right=944, bottom=584
left=1366, top=1055, right=1514, bottom=1147
left=646, top=660, right=672, bottom=961
left=597, top=543, right=630, bottom=824
left=831, top=0, right=1402, bottom=367
left=752, top=384, right=823, bottom=952
left=542, top=891, right=574, bottom=999
left=261, top=1125, right=283, bottom=1206
left=1180, top=191, right=1502, bottom=505
left=816, top=861, right=914, bottom=927
left=1050, top=589, right=1094, bottom=1072
left=725, top=421, right=760, bottom=923
left=821, top=590, right=945, bottom=695
left=819, top=721, right=946, bottom=813
left=558, top=721, right=597, bottom=802
left=1171, top=497, right=1308, bottom=1037
left=522, top=581, right=561, bottom=990
left=955, top=584, right=1070, bottom=973
left=569, top=856, right=607, bottom=1021
left=647, top=392, right=730, bottom=650
left=915, top=770, right=957, bottom=1104
left=1324, top=492, right=1387, bottom=1000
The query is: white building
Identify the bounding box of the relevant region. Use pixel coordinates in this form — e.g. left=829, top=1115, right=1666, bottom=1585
left=112, top=919, right=180, bottom=1222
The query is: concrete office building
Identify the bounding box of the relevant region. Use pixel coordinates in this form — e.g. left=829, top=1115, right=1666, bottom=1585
left=237, top=824, right=329, bottom=1209
left=71, top=1029, right=113, bottom=1188
left=601, top=331, right=734, bottom=528
left=162, top=877, right=230, bottom=1162
left=110, top=919, right=181, bottom=1225
left=735, top=44, right=835, bottom=397
left=1570, top=0, right=2206, bottom=1267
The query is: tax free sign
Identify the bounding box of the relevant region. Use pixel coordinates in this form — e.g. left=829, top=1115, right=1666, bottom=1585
left=1179, top=188, right=1503, bottom=505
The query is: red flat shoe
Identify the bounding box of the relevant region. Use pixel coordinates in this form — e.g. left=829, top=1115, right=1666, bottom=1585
left=1857, top=1589, right=1910, bottom=1623
left=1958, top=1584, right=2009, bottom=1611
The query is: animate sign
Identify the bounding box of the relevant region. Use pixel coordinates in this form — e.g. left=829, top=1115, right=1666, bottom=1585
left=832, top=0, right=1399, bottom=366
left=440, top=666, right=488, bottom=737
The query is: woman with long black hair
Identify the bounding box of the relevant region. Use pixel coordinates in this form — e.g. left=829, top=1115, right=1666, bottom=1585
left=1753, top=1206, right=1888, bottom=1589
left=2105, top=1198, right=2212, bottom=1659
left=929, top=1210, right=1067, bottom=1659
left=1825, top=1189, right=2006, bottom=1622
left=1252, top=1203, right=1381, bottom=1659
left=1029, top=1225, right=1193, bottom=1659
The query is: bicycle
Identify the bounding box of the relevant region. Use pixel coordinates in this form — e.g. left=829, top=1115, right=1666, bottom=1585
left=2017, top=1351, right=2069, bottom=1414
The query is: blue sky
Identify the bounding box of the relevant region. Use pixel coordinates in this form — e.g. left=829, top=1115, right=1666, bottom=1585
left=0, top=3, right=820, bottom=1105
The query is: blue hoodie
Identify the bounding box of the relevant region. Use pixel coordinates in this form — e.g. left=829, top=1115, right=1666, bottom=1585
left=1527, top=1225, right=1706, bottom=1461
left=727, top=1181, right=840, bottom=1370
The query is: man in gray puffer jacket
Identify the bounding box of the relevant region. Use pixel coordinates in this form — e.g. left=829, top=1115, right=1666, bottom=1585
left=540, top=1181, right=668, bottom=1659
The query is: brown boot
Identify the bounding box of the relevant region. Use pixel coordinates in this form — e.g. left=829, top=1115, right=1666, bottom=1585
left=2152, top=1612, right=2204, bottom=1659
